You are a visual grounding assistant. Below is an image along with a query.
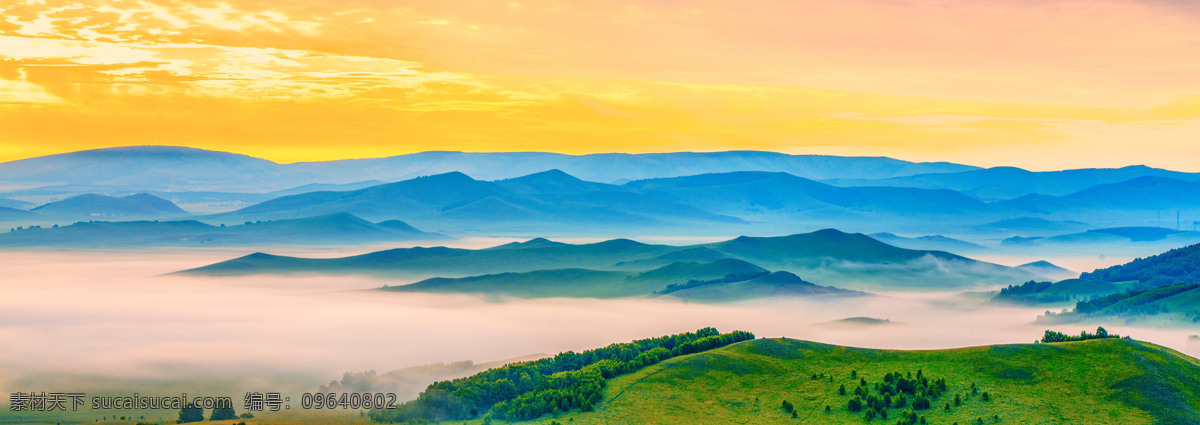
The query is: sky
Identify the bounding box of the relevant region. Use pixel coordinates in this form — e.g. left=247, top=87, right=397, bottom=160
left=1, top=0, right=1200, bottom=170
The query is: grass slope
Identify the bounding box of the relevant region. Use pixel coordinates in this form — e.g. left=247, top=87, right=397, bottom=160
left=501, top=338, right=1200, bottom=425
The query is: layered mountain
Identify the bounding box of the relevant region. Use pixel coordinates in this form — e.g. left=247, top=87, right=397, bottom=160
left=178, top=229, right=1038, bottom=290
left=1015, top=260, right=1078, bottom=281
left=214, top=170, right=744, bottom=229
left=827, top=165, right=1200, bottom=201
left=0, top=146, right=978, bottom=193
left=996, top=176, right=1200, bottom=213
left=380, top=258, right=862, bottom=300
left=0, top=213, right=442, bottom=247
left=868, top=232, right=986, bottom=252
left=625, top=171, right=998, bottom=217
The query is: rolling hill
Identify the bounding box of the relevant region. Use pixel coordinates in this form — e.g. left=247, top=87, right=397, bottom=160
left=0, top=146, right=978, bottom=193
left=369, top=334, right=1200, bottom=425
left=1080, top=242, right=1200, bottom=289
left=178, top=229, right=1038, bottom=290
left=0, top=206, right=34, bottom=221
left=996, top=176, right=1200, bottom=213
left=624, top=171, right=999, bottom=217
left=973, top=216, right=1090, bottom=234
left=825, top=165, right=1200, bottom=201
left=30, top=193, right=189, bottom=218
left=215, top=171, right=744, bottom=228
left=1015, top=261, right=1078, bottom=281
left=382, top=259, right=864, bottom=300
left=0, top=213, right=443, bottom=247
left=868, top=232, right=986, bottom=252
left=992, top=278, right=1132, bottom=305
left=1042, top=282, right=1200, bottom=325
left=0, top=145, right=291, bottom=191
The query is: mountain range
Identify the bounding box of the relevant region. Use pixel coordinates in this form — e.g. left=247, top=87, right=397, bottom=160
left=0, top=146, right=977, bottom=192
left=827, top=165, right=1200, bottom=201
left=177, top=229, right=1046, bottom=291
left=4, top=146, right=1200, bottom=242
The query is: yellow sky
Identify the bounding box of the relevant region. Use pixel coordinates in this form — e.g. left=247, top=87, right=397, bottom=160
left=1, top=0, right=1200, bottom=170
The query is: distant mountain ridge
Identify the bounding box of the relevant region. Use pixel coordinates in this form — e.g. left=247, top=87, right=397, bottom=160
left=177, top=228, right=1039, bottom=289
left=216, top=170, right=744, bottom=228
left=0, top=146, right=980, bottom=193
left=0, top=213, right=443, bottom=247
left=826, top=165, right=1200, bottom=201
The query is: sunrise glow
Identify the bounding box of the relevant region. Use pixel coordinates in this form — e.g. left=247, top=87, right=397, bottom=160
left=2, top=0, right=1200, bottom=170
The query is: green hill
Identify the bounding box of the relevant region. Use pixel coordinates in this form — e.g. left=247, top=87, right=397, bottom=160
left=992, top=278, right=1135, bottom=305
left=1043, top=282, right=1200, bottom=325
left=369, top=335, right=1200, bottom=425
left=1081, top=242, right=1200, bottom=289
left=179, top=229, right=1038, bottom=289
left=381, top=259, right=862, bottom=300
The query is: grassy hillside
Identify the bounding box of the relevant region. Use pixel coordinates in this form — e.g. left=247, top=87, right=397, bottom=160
left=1042, top=282, right=1200, bottom=325
left=451, top=337, right=1200, bottom=425
left=992, top=279, right=1136, bottom=305
left=1081, top=242, right=1200, bottom=289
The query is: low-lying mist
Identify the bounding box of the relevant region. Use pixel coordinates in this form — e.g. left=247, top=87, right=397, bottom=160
left=2, top=250, right=1197, bottom=406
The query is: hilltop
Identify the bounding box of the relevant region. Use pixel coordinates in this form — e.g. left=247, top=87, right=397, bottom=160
left=366, top=334, right=1200, bottom=425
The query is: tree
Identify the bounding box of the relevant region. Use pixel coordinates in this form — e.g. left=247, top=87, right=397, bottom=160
left=981, top=391, right=990, bottom=401
left=848, top=396, right=863, bottom=412
left=912, top=396, right=931, bottom=410
left=178, top=403, right=204, bottom=423
left=1096, top=327, right=1109, bottom=338
left=781, top=400, right=794, bottom=413
left=210, top=406, right=236, bottom=421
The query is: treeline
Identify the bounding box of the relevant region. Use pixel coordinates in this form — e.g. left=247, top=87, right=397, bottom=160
left=994, top=281, right=1073, bottom=304
left=1080, top=243, right=1200, bottom=289
left=1074, top=283, right=1200, bottom=315
left=369, top=328, right=755, bottom=423
left=1040, top=327, right=1120, bottom=343
left=655, top=271, right=770, bottom=295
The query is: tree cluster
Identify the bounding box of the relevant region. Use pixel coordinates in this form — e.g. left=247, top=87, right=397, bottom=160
left=369, top=328, right=755, bottom=423
left=1080, top=243, right=1200, bottom=289
left=1040, top=327, right=1120, bottom=343
left=994, top=281, right=1075, bottom=304
left=841, top=369, right=952, bottom=422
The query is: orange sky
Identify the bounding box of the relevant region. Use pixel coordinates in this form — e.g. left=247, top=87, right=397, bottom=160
left=1, top=0, right=1200, bottom=170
